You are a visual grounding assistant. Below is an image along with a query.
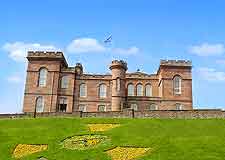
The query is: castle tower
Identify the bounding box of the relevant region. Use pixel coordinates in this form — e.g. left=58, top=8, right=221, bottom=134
left=109, top=60, right=127, bottom=111
left=158, top=60, right=193, bottom=109
left=23, top=51, right=68, bottom=113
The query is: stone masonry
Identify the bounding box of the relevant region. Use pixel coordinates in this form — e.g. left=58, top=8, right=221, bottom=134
left=23, top=51, right=193, bottom=113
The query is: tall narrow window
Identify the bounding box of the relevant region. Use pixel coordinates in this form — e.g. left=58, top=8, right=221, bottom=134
left=127, top=84, right=134, bottom=96
left=98, top=105, right=106, bottom=112
left=175, top=103, right=183, bottom=110
left=79, top=83, right=87, bottom=97
left=99, top=84, right=107, bottom=98
left=58, top=97, right=67, bottom=112
left=61, top=76, right=69, bottom=89
left=137, top=84, right=143, bottom=96
left=173, top=76, right=182, bottom=94
left=36, top=96, right=44, bottom=112
left=145, top=84, right=152, bottom=96
left=116, top=78, right=120, bottom=91
left=38, top=68, right=47, bottom=87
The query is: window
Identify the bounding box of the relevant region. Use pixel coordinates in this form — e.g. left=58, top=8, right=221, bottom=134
left=130, top=104, right=138, bottom=111
left=79, top=83, right=87, bottom=97
left=36, top=96, right=44, bottom=112
left=79, top=104, right=87, bottom=112
left=98, top=105, right=106, bottom=112
left=149, top=104, right=158, bottom=110
left=116, top=78, right=120, bottom=91
left=99, top=84, right=107, bottom=98
left=173, top=76, right=182, bottom=95
left=176, top=103, right=183, bottom=110
left=145, top=84, right=152, bottom=97
left=58, top=97, right=67, bottom=112
left=38, top=68, right=47, bottom=87
left=127, top=84, right=134, bottom=96
left=137, top=84, right=143, bottom=96
left=61, top=76, right=69, bottom=88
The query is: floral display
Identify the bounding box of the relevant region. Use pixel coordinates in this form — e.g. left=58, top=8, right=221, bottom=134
left=62, top=134, right=108, bottom=150
left=88, top=124, right=121, bottom=132
left=106, top=146, right=151, bottom=160
left=13, top=144, right=48, bottom=158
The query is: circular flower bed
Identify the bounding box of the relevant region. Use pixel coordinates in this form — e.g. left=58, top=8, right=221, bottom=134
left=106, top=146, right=151, bottom=160
left=62, top=134, right=109, bottom=150
left=88, top=124, right=121, bottom=132
left=13, top=144, right=48, bottom=159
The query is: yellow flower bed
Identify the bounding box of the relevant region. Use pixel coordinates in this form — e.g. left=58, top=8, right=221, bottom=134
left=13, top=144, right=48, bottom=158
left=106, top=146, right=151, bottom=160
left=88, top=124, right=120, bottom=132
left=62, top=135, right=108, bottom=150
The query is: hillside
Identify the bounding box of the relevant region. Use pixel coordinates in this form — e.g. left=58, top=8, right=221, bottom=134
left=1, top=118, right=225, bottom=160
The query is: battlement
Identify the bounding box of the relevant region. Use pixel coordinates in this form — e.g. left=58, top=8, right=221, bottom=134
left=160, top=60, right=192, bottom=67
left=27, top=51, right=68, bottom=67
left=27, top=51, right=64, bottom=58
left=110, top=60, right=128, bottom=70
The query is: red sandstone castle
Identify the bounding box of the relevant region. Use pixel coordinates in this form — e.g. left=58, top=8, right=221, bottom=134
left=23, top=51, right=193, bottom=113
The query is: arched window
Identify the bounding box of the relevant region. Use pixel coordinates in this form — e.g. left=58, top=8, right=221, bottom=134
left=145, top=84, right=152, bottom=96
left=116, top=78, right=120, bottom=91
left=130, top=104, right=138, bottom=111
left=127, top=84, right=134, bottom=96
left=173, top=75, right=182, bottom=94
left=38, top=68, right=47, bottom=87
left=149, top=104, right=158, bottom=110
left=61, top=76, right=69, bottom=89
left=36, top=96, right=44, bottom=112
left=99, top=84, right=107, bottom=98
left=79, top=83, right=87, bottom=97
left=176, top=103, right=183, bottom=110
left=137, top=84, right=143, bottom=96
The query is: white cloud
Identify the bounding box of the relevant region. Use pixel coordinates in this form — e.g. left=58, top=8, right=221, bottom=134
left=66, top=37, right=140, bottom=55
left=197, top=67, right=225, bottom=81
left=189, top=43, right=225, bottom=56
left=66, top=38, right=106, bottom=53
left=3, top=38, right=140, bottom=62
left=112, top=46, right=139, bottom=55
left=7, top=75, right=23, bottom=84
left=2, top=42, right=58, bottom=62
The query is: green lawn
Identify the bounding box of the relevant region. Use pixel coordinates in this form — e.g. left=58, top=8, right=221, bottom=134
left=1, top=118, right=225, bottom=160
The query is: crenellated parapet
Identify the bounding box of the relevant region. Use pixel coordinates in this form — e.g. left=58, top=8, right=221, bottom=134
left=109, top=60, right=128, bottom=71
left=160, top=60, right=192, bottom=67
left=27, top=51, right=68, bottom=67
left=27, top=51, right=64, bottom=57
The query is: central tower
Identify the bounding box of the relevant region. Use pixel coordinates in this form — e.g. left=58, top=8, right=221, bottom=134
left=109, top=60, right=127, bottom=111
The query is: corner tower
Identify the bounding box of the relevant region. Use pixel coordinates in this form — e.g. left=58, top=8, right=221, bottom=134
left=109, top=60, right=127, bottom=111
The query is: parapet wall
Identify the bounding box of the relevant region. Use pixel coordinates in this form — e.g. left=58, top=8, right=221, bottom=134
left=110, top=60, right=128, bottom=70
left=1, top=110, right=225, bottom=119
left=27, top=51, right=64, bottom=58
left=27, top=51, right=68, bottom=67
left=160, top=60, right=192, bottom=67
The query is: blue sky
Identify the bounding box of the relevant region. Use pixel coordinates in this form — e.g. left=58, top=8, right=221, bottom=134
left=1, top=0, right=225, bottom=113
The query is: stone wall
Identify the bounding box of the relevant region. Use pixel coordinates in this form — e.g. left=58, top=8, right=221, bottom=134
left=1, top=110, right=225, bottom=119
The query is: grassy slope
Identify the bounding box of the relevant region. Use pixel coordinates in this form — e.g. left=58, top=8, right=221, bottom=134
left=0, top=118, right=225, bottom=160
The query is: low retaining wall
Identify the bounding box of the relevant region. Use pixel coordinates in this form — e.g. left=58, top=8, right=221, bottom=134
left=0, top=109, right=225, bottom=119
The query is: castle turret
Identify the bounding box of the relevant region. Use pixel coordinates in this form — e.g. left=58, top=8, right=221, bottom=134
left=75, top=63, right=83, bottom=76
left=109, top=60, right=127, bottom=111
